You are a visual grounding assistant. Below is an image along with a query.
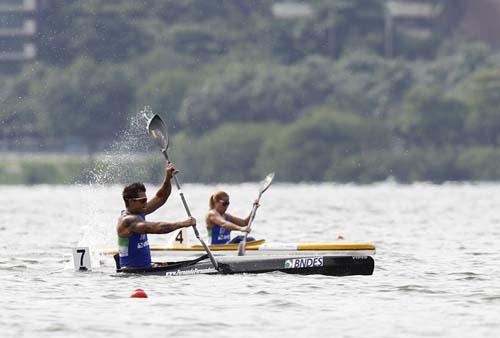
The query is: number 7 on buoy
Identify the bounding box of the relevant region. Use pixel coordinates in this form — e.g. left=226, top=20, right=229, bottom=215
left=72, top=247, right=92, bottom=271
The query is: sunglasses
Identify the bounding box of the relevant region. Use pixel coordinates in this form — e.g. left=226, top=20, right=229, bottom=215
left=219, top=200, right=230, bottom=206
left=129, top=197, right=147, bottom=203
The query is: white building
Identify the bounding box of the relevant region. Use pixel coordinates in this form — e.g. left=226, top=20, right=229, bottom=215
left=0, top=0, right=37, bottom=62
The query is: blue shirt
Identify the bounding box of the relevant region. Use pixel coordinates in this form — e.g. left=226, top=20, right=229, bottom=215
left=118, top=211, right=152, bottom=268
left=208, top=215, right=232, bottom=245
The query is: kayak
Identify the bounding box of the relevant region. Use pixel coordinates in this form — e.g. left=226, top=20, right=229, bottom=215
left=101, top=238, right=376, bottom=257
left=157, top=241, right=376, bottom=257
left=100, top=239, right=266, bottom=255
left=114, top=253, right=375, bottom=276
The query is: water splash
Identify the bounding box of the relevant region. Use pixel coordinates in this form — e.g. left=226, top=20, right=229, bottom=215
left=88, top=106, right=159, bottom=185
left=141, top=105, right=155, bottom=123
left=78, top=106, right=163, bottom=263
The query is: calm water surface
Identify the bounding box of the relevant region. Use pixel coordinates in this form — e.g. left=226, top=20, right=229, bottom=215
left=1, top=183, right=499, bottom=338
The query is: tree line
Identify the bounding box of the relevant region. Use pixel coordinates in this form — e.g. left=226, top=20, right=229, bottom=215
left=1, top=0, right=500, bottom=183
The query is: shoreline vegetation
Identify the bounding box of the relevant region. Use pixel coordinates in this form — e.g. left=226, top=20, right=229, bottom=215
left=2, top=147, right=500, bottom=185
left=3, top=1, right=500, bottom=184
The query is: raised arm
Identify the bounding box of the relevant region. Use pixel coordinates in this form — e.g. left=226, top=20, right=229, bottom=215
left=144, top=163, right=175, bottom=215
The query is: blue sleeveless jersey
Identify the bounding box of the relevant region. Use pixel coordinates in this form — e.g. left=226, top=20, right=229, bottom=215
left=208, top=215, right=232, bottom=244
left=118, top=212, right=152, bottom=268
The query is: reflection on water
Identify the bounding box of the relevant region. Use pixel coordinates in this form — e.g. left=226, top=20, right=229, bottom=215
left=1, top=183, right=499, bottom=337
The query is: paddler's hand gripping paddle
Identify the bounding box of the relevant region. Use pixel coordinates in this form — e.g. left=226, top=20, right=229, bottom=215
left=147, top=114, right=219, bottom=270
left=237, top=172, right=274, bottom=256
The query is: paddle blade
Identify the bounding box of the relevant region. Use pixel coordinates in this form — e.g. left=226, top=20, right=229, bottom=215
left=147, top=114, right=169, bottom=151
left=259, top=172, right=275, bottom=194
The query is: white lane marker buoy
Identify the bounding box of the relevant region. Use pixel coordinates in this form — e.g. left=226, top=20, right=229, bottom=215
left=72, top=247, right=92, bottom=271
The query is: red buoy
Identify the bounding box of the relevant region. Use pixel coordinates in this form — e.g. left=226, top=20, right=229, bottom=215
left=130, top=288, right=148, bottom=298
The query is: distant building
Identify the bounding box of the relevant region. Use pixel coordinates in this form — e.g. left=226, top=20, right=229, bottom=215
left=461, top=0, right=500, bottom=48
left=0, top=0, right=37, bottom=63
left=385, top=1, right=444, bottom=58
left=385, top=0, right=500, bottom=57
left=272, top=2, right=314, bottom=19
left=272, top=2, right=337, bottom=58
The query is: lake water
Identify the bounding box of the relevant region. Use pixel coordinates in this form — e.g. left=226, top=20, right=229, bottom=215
left=1, top=183, right=499, bottom=337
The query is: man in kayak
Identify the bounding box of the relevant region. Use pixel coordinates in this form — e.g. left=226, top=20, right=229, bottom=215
left=205, top=191, right=256, bottom=245
left=116, top=162, right=196, bottom=269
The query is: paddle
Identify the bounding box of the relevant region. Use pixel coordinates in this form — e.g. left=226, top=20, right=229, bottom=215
left=237, top=172, right=275, bottom=256
left=147, top=114, right=219, bottom=271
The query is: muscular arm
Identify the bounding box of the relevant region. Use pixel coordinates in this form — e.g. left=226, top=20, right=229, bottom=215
left=144, top=177, right=172, bottom=215
left=144, top=188, right=171, bottom=215
left=118, top=215, right=193, bottom=237
left=133, top=220, right=183, bottom=234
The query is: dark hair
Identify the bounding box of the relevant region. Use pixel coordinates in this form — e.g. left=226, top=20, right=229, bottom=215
left=122, top=182, right=146, bottom=206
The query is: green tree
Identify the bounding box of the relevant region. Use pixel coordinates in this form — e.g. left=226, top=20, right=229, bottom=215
left=38, top=0, right=152, bottom=64
left=172, top=123, right=277, bottom=182
left=153, top=0, right=270, bottom=25
left=178, top=57, right=335, bottom=133
left=255, top=108, right=389, bottom=181
left=169, top=24, right=227, bottom=61
left=463, top=68, right=500, bottom=145
left=268, top=0, right=385, bottom=62
left=136, top=70, right=196, bottom=127
left=395, top=86, right=466, bottom=147
left=0, top=67, right=48, bottom=147
left=415, top=38, right=491, bottom=89
left=456, top=147, right=500, bottom=180
left=330, top=52, right=414, bottom=116
left=35, top=59, right=135, bottom=153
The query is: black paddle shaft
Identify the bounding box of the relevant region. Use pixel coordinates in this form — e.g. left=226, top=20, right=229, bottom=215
left=162, top=151, right=192, bottom=217
left=238, top=172, right=274, bottom=256
left=148, top=113, right=219, bottom=270
left=161, top=150, right=218, bottom=269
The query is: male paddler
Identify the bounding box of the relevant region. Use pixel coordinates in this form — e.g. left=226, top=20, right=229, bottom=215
left=116, top=162, right=196, bottom=269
